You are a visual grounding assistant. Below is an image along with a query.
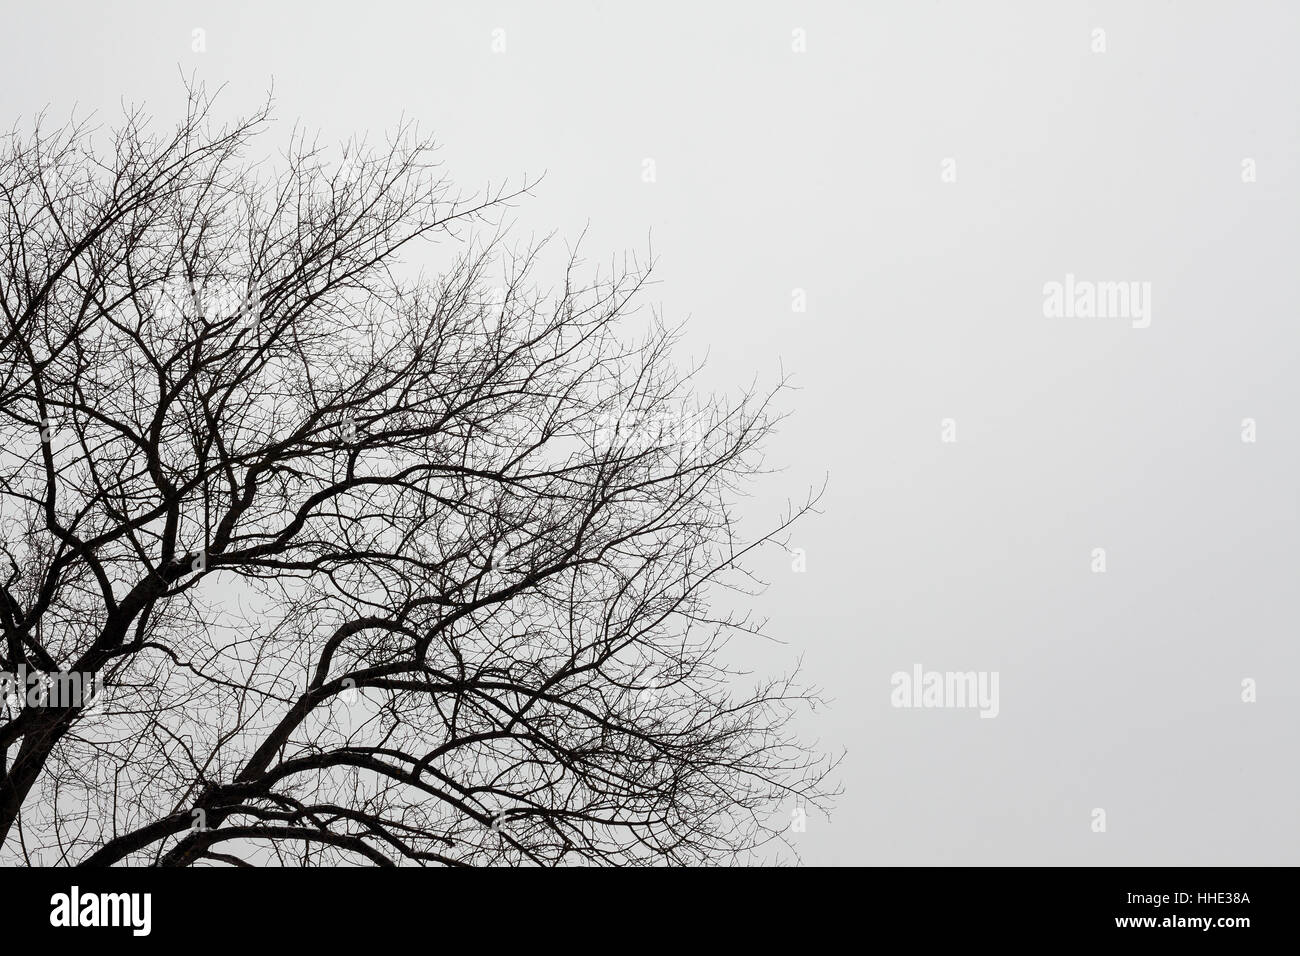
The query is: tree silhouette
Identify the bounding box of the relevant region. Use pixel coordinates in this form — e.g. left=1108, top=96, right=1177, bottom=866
left=0, top=86, right=832, bottom=866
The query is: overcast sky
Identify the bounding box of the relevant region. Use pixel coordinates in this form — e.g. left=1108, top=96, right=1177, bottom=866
left=3, top=0, right=1297, bottom=865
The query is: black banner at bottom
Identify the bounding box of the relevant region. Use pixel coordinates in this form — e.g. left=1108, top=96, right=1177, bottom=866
left=0, top=865, right=1279, bottom=944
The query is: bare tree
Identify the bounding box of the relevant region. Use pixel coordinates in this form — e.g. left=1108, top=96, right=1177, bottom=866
left=0, top=85, right=833, bottom=866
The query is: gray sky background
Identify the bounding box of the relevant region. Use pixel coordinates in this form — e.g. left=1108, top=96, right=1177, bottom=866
left=3, top=0, right=1297, bottom=865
